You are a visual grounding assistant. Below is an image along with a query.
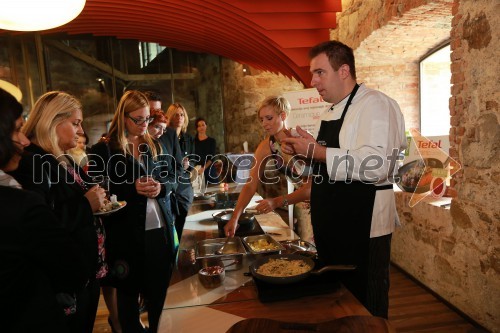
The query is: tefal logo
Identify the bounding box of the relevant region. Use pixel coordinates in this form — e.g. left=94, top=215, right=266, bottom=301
left=417, top=139, right=442, bottom=149
left=298, top=96, right=324, bottom=104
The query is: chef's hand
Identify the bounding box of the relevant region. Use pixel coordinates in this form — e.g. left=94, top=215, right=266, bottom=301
left=85, top=185, right=107, bottom=212
left=135, top=176, right=161, bottom=198
left=281, top=126, right=317, bottom=157
left=255, top=198, right=276, bottom=214
left=224, top=216, right=239, bottom=237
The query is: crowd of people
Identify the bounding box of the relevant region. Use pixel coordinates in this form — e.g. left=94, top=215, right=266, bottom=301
left=0, top=39, right=406, bottom=333
left=0, top=84, right=204, bottom=333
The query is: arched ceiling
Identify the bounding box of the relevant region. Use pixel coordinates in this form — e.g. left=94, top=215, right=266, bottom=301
left=2, top=0, right=342, bottom=85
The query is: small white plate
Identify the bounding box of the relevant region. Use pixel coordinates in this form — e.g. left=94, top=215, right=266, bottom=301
left=94, top=201, right=127, bottom=216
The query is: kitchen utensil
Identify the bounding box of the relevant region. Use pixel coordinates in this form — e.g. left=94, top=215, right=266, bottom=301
left=212, top=209, right=234, bottom=222
left=215, top=236, right=231, bottom=255
left=280, top=239, right=317, bottom=255
left=219, top=211, right=255, bottom=226
left=195, top=237, right=246, bottom=271
left=250, top=253, right=356, bottom=285
left=242, top=234, right=285, bottom=255
left=397, top=157, right=444, bottom=193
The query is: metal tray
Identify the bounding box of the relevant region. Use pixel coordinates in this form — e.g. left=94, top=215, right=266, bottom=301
left=195, top=237, right=247, bottom=271
left=242, top=234, right=285, bottom=255
left=280, top=239, right=317, bottom=254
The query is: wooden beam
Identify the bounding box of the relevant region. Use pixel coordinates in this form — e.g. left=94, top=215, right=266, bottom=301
left=43, top=39, right=196, bottom=81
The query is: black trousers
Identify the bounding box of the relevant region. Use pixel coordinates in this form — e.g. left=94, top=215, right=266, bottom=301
left=174, top=183, right=194, bottom=239
left=366, top=233, right=392, bottom=318
left=67, top=278, right=100, bottom=333
left=117, top=227, right=172, bottom=333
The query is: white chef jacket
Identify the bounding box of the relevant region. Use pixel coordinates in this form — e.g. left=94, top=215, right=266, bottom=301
left=314, top=84, right=407, bottom=237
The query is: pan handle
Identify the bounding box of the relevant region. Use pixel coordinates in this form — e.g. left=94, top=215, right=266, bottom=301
left=311, top=264, right=356, bottom=274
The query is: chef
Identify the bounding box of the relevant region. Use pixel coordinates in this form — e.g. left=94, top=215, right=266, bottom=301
left=282, top=40, right=406, bottom=318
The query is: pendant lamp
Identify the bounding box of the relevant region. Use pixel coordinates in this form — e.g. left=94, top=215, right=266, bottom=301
left=0, top=0, right=86, bottom=31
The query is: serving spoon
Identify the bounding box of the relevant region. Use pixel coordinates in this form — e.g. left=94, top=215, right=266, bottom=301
left=215, top=237, right=231, bottom=255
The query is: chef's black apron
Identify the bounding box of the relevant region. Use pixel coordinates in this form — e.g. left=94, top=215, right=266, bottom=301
left=311, top=84, right=385, bottom=306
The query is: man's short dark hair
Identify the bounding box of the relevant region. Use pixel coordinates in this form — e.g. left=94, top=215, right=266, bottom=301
left=143, top=90, right=162, bottom=102
left=309, top=41, right=357, bottom=80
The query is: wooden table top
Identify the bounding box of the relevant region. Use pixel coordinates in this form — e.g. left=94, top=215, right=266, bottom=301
left=158, top=192, right=379, bottom=333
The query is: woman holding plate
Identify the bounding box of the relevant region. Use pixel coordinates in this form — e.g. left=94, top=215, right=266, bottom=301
left=10, top=91, right=108, bottom=333
left=89, top=90, right=178, bottom=333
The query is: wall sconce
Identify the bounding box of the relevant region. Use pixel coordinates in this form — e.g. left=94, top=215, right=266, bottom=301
left=0, top=0, right=86, bottom=31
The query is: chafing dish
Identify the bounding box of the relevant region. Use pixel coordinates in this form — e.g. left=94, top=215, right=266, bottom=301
left=195, top=237, right=247, bottom=271
left=242, top=234, right=285, bottom=256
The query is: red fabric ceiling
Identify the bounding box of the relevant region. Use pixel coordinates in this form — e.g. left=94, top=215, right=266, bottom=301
left=5, top=0, right=342, bottom=85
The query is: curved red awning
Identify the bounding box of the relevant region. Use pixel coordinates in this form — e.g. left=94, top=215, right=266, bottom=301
left=1, top=0, right=341, bottom=84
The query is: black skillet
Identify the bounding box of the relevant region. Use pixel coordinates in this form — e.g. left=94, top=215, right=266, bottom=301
left=250, top=254, right=356, bottom=285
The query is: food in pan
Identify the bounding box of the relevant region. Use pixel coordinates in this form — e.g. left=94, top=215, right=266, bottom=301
left=400, top=160, right=428, bottom=188
left=248, top=239, right=281, bottom=252
left=256, top=258, right=311, bottom=277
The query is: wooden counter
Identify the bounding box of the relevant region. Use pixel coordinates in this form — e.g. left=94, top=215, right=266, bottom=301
left=158, top=190, right=375, bottom=333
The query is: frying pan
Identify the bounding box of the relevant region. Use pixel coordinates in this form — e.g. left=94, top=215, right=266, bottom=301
left=220, top=212, right=255, bottom=226
left=397, top=157, right=444, bottom=193
left=212, top=210, right=233, bottom=222
left=250, top=254, right=356, bottom=285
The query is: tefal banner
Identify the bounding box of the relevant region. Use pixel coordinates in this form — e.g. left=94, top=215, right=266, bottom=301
left=397, top=130, right=459, bottom=204
left=283, top=88, right=330, bottom=139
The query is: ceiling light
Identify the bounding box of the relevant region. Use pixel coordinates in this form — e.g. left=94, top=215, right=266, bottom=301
left=0, top=0, right=86, bottom=32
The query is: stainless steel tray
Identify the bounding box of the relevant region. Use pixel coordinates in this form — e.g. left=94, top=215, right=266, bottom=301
left=195, top=237, right=247, bottom=257
left=280, top=239, right=317, bottom=254
left=195, top=237, right=247, bottom=271
left=242, top=234, right=285, bottom=255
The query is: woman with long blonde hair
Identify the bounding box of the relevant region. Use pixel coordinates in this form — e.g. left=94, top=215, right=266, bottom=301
left=89, top=90, right=178, bottom=333
left=165, top=102, right=195, bottom=238
left=11, top=91, right=108, bottom=333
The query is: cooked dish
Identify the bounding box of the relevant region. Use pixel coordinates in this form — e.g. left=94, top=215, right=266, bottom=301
left=256, top=258, right=311, bottom=277
left=400, top=159, right=428, bottom=188
left=200, top=265, right=224, bottom=276
left=99, top=199, right=123, bottom=212
left=248, top=239, right=281, bottom=252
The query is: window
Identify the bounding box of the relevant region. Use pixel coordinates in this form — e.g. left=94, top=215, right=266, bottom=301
left=139, top=42, right=166, bottom=68
left=420, top=44, right=451, bottom=136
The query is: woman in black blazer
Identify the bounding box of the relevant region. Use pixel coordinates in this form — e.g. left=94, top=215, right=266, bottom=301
left=89, top=90, right=178, bottom=333
left=10, top=91, right=107, bottom=333
left=0, top=85, right=87, bottom=333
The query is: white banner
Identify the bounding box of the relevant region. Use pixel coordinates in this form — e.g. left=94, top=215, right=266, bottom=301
left=283, top=88, right=330, bottom=138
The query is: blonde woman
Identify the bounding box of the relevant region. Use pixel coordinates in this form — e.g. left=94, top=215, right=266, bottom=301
left=165, top=102, right=195, bottom=237
left=89, top=90, right=178, bottom=333
left=224, top=96, right=311, bottom=237
left=11, top=91, right=107, bottom=333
